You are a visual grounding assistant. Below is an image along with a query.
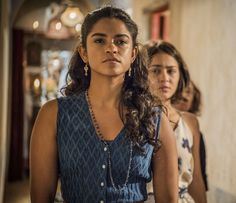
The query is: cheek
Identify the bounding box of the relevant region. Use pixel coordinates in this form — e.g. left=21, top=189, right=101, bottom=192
left=148, top=74, right=156, bottom=86
left=124, top=49, right=135, bottom=63
left=175, top=73, right=181, bottom=84
left=187, top=97, right=194, bottom=107
left=149, top=72, right=160, bottom=84
left=172, top=74, right=180, bottom=91
left=148, top=76, right=160, bottom=95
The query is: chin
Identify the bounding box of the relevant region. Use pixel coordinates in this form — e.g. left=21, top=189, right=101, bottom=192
left=104, top=71, right=125, bottom=77
left=161, top=93, right=171, bottom=101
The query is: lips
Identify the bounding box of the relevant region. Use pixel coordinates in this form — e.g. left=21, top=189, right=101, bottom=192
left=103, top=58, right=120, bottom=63
left=159, top=86, right=170, bottom=90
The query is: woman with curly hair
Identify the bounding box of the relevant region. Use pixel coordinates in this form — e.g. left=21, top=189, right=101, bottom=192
left=146, top=40, right=207, bottom=203
left=30, top=6, right=178, bottom=203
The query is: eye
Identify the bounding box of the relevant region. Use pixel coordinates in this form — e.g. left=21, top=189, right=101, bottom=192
left=114, top=39, right=128, bottom=46
left=149, top=67, right=161, bottom=75
left=167, top=68, right=177, bottom=75
left=94, top=38, right=105, bottom=44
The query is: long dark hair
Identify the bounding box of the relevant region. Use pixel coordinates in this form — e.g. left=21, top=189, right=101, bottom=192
left=62, top=6, right=161, bottom=151
left=189, top=81, right=202, bottom=116
left=145, top=40, right=190, bottom=102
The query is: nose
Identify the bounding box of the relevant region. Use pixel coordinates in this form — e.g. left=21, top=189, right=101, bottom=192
left=159, top=70, right=169, bottom=83
left=105, top=40, right=118, bottom=54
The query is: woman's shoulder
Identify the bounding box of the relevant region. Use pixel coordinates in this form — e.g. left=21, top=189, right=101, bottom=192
left=33, top=99, right=58, bottom=135
left=181, top=111, right=198, bottom=125
left=40, top=99, right=58, bottom=118
left=180, top=111, right=200, bottom=135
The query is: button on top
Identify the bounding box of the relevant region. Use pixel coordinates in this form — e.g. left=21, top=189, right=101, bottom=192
left=101, top=182, right=105, bottom=187
left=104, top=147, right=107, bottom=151
left=102, top=164, right=106, bottom=169
left=100, top=201, right=104, bottom=203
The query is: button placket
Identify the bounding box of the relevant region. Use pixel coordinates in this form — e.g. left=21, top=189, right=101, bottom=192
left=100, top=144, right=108, bottom=201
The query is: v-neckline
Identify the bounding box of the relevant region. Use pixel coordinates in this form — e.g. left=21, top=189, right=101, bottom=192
left=174, top=116, right=182, bottom=132
left=84, top=91, right=125, bottom=143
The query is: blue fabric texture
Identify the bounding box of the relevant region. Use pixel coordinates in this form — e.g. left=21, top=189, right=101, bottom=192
left=57, top=92, right=161, bottom=203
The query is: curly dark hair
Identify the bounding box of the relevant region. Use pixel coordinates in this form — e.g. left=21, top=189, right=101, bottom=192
left=145, top=40, right=190, bottom=103
left=62, top=6, right=161, bottom=151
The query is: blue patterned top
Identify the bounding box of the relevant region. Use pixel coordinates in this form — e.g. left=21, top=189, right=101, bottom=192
left=57, top=92, right=160, bottom=203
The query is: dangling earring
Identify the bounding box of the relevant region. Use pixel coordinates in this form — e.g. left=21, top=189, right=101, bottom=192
left=128, top=68, right=132, bottom=77
left=84, top=64, right=89, bottom=76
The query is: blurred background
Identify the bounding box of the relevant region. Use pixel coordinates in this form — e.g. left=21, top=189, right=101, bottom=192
left=0, top=0, right=236, bottom=202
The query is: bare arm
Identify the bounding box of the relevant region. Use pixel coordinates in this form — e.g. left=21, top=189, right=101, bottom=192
left=183, top=113, right=207, bottom=203
left=30, top=99, right=58, bottom=203
left=153, top=113, right=178, bottom=203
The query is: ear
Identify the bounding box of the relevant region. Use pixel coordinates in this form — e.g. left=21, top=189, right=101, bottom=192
left=131, top=46, right=138, bottom=63
left=78, top=45, right=88, bottom=63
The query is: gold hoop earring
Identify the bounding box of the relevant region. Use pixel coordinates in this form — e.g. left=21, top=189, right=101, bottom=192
left=84, top=64, right=89, bottom=76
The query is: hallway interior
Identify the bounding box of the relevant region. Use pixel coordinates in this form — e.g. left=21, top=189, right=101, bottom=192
left=4, top=179, right=29, bottom=203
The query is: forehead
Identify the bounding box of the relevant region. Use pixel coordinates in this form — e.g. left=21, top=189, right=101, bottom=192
left=150, top=53, right=178, bottom=66
left=88, top=18, right=131, bottom=37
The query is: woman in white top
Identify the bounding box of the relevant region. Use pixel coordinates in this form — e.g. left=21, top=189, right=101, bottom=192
left=145, top=41, right=207, bottom=203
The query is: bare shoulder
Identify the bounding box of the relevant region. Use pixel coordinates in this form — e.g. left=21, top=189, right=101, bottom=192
left=159, top=112, right=171, bottom=134
left=158, top=112, right=175, bottom=140
left=34, top=99, right=58, bottom=130
left=181, top=111, right=199, bottom=128
left=181, top=111, right=200, bottom=136
left=39, top=99, right=58, bottom=118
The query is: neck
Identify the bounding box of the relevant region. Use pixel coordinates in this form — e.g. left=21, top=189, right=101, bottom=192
left=88, top=74, right=124, bottom=108
left=162, top=99, right=177, bottom=118
left=163, top=99, right=172, bottom=110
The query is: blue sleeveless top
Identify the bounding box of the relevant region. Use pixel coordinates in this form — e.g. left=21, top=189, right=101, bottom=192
left=57, top=92, right=161, bottom=203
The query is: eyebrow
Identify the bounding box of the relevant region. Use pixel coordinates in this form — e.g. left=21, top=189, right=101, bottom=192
left=91, top=33, right=130, bottom=39
left=150, top=64, right=177, bottom=68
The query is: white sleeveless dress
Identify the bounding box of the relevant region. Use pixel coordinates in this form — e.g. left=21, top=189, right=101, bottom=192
left=175, top=117, right=195, bottom=203
left=146, top=116, right=195, bottom=203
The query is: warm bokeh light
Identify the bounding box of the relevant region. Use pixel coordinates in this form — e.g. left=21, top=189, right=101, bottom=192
left=33, top=78, right=40, bottom=89
left=32, top=20, right=39, bottom=30
left=55, top=22, right=62, bottom=31
left=75, top=23, right=81, bottom=32
left=60, top=7, right=84, bottom=27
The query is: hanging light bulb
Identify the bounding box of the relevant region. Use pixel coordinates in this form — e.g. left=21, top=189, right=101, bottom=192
left=46, top=18, right=71, bottom=39
left=60, top=7, right=84, bottom=27
left=33, top=20, right=39, bottom=30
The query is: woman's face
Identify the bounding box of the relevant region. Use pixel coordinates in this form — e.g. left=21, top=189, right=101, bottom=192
left=148, top=53, right=180, bottom=101
left=174, top=83, right=194, bottom=112
left=80, top=18, right=137, bottom=78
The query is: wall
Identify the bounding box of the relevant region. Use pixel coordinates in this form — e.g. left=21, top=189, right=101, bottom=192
left=132, top=0, right=168, bottom=43
left=133, top=0, right=236, bottom=202
left=0, top=0, right=11, bottom=202
left=170, top=1, right=236, bottom=202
